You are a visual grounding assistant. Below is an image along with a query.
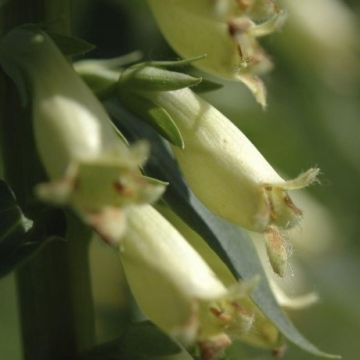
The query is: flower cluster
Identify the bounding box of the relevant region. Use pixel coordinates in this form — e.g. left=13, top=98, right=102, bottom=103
left=0, top=13, right=320, bottom=359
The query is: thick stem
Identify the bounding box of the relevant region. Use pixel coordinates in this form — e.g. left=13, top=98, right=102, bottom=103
left=66, top=214, right=96, bottom=352
left=0, top=1, right=95, bottom=359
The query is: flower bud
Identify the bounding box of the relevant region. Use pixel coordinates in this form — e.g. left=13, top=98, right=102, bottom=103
left=252, top=234, right=319, bottom=310
left=120, top=205, right=259, bottom=357
left=146, top=0, right=286, bottom=106
left=144, top=88, right=318, bottom=275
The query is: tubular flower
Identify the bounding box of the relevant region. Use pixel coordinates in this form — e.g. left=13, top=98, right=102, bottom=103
left=120, top=204, right=259, bottom=359
left=0, top=28, right=165, bottom=243
left=156, top=204, right=281, bottom=351
left=146, top=0, right=286, bottom=107
left=144, top=88, right=318, bottom=275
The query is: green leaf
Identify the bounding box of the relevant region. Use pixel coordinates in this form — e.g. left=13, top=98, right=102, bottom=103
left=192, top=78, right=224, bottom=93
left=81, top=321, right=182, bottom=360
left=108, top=103, right=340, bottom=359
left=118, top=95, right=184, bottom=148
left=47, top=32, right=95, bottom=57
left=145, top=55, right=207, bottom=68
left=0, top=38, right=29, bottom=105
left=119, top=64, right=201, bottom=92
left=0, top=180, right=34, bottom=276
left=122, top=321, right=181, bottom=357
left=79, top=51, right=143, bottom=69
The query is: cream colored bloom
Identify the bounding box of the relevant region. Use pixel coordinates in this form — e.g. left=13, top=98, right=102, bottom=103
left=147, top=0, right=286, bottom=106
left=156, top=204, right=281, bottom=350
left=145, top=87, right=318, bottom=275
left=0, top=28, right=164, bottom=243
left=120, top=205, right=259, bottom=358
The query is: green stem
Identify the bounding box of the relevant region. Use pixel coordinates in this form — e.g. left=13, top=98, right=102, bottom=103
left=0, top=1, right=96, bottom=359
left=44, top=0, right=72, bottom=34
left=66, top=214, right=96, bottom=352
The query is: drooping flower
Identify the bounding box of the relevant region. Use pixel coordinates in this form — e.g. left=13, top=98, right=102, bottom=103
left=0, top=27, right=165, bottom=243
left=143, top=87, right=318, bottom=275
left=120, top=204, right=260, bottom=359
left=146, top=0, right=286, bottom=106
left=156, top=204, right=282, bottom=351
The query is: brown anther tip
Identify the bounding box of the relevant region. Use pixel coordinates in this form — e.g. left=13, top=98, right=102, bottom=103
left=113, top=181, right=134, bottom=197
left=272, top=344, right=287, bottom=358
left=283, top=194, right=302, bottom=216
left=227, top=21, right=238, bottom=37
left=235, top=0, right=252, bottom=11
left=210, top=307, right=231, bottom=322
left=113, top=181, right=125, bottom=192
left=231, top=302, right=253, bottom=319
left=73, top=177, right=80, bottom=190
left=210, top=307, right=222, bottom=317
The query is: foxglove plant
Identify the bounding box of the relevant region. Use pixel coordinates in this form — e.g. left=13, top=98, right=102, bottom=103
left=0, top=1, right=341, bottom=359
left=71, top=56, right=332, bottom=358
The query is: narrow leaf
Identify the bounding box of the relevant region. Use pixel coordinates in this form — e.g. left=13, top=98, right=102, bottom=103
left=81, top=321, right=182, bottom=360
left=47, top=31, right=95, bottom=57
left=193, top=79, right=224, bottom=93
left=118, top=95, right=184, bottom=148
left=145, top=54, right=207, bottom=68
left=87, top=51, right=143, bottom=69
left=0, top=180, right=34, bottom=276
left=120, top=65, right=201, bottom=92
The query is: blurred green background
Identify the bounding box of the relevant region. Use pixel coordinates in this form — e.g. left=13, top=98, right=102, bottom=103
left=1, top=0, right=360, bottom=359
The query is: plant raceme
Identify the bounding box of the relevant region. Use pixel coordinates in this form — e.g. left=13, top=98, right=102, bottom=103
left=76, top=58, right=319, bottom=276
left=72, top=55, right=322, bottom=357
left=0, top=20, right=325, bottom=359
left=0, top=28, right=280, bottom=358
left=0, top=27, right=165, bottom=244
left=146, top=0, right=287, bottom=107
